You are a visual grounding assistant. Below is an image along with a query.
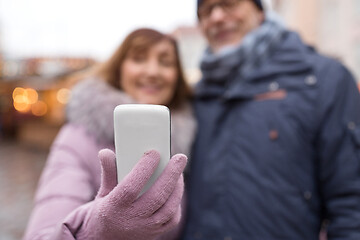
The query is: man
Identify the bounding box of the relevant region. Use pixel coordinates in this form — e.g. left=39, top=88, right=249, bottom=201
left=181, top=0, right=360, bottom=239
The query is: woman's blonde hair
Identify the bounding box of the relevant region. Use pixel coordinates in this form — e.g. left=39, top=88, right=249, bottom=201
left=95, top=28, right=192, bottom=110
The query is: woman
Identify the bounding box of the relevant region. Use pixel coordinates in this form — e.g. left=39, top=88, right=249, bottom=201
left=23, top=28, right=196, bottom=240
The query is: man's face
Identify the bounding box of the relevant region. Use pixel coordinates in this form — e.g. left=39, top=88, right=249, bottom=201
left=198, top=0, right=264, bottom=53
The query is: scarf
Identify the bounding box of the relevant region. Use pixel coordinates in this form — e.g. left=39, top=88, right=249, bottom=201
left=200, top=12, right=286, bottom=83
left=66, top=78, right=196, bottom=157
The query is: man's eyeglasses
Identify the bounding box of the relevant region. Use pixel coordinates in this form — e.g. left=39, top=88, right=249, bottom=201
left=198, top=0, right=242, bottom=20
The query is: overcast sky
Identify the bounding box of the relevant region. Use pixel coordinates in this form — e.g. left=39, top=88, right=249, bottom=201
left=0, top=0, right=197, bottom=60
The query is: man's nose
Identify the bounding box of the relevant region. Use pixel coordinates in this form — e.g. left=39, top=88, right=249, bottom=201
left=208, top=5, right=227, bottom=22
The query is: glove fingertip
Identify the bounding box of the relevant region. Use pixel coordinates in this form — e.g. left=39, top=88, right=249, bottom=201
left=170, top=154, right=188, bottom=170
left=99, top=149, right=116, bottom=170
left=144, top=149, right=161, bottom=160
left=99, top=149, right=116, bottom=162
left=138, top=149, right=161, bottom=170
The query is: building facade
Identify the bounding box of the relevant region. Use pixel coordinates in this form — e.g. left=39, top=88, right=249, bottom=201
left=274, top=0, right=360, bottom=81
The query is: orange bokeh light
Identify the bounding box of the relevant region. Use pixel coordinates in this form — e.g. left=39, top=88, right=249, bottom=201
left=24, top=88, right=38, bottom=104
left=13, top=101, right=31, bottom=113
left=12, top=87, right=25, bottom=100
left=12, top=87, right=44, bottom=114
left=31, top=101, right=48, bottom=116
left=13, top=93, right=31, bottom=112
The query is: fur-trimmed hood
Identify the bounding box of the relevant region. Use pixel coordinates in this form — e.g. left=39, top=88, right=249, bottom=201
left=66, top=78, right=196, bottom=156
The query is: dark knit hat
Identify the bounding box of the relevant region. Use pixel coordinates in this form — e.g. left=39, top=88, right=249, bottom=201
left=252, top=0, right=263, bottom=10
left=197, top=0, right=264, bottom=11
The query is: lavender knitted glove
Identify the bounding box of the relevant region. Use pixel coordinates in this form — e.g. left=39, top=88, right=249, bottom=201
left=75, top=149, right=187, bottom=240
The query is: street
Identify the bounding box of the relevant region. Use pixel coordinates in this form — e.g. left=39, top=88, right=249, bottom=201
left=0, top=140, right=48, bottom=240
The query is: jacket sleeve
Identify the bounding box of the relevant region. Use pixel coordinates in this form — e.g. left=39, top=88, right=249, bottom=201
left=316, top=61, right=360, bottom=239
left=23, top=124, right=101, bottom=240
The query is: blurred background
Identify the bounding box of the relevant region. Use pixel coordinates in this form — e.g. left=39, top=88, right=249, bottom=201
left=0, top=0, right=359, bottom=239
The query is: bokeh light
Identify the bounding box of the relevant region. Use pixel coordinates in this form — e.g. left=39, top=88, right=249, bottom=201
left=31, top=101, right=48, bottom=116
left=13, top=95, right=31, bottom=113
left=24, top=88, right=38, bottom=104
left=12, top=87, right=44, bottom=115
left=12, top=87, right=25, bottom=100
left=56, top=88, right=71, bottom=104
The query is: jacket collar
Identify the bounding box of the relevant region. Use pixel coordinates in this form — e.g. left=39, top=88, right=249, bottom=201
left=244, top=31, right=313, bottom=81
left=195, top=31, right=314, bottom=100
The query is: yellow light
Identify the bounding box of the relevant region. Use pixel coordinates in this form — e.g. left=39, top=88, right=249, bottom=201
left=12, top=87, right=25, bottom=100
left=13, top=91, right=31, bottom=113
left=31, top=101, right=48, bottom=116
left=57, top=88, right=71, bottom=104
left=14, top=95, right=28, bottom=104
left=14, top=101, right=31, bottom=112
left=25, top=88, right=38, bottom=104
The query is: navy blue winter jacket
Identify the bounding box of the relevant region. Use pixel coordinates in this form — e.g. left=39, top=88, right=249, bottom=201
left=182, top=31, right=360, bottom=240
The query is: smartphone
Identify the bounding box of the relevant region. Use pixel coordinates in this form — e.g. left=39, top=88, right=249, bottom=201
left=113, top=104, right=171, bottom=195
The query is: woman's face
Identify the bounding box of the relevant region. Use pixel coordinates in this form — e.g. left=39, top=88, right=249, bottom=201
left=120, top=39, right=178, bottom=105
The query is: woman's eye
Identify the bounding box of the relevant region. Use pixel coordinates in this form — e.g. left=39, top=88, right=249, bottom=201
left=160, top=58, right=175, bottom=67
left=132, top=54, right=146, bottom=62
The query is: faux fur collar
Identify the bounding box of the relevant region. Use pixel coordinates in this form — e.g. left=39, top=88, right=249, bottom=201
left=66, top=78, right=196, bottom=156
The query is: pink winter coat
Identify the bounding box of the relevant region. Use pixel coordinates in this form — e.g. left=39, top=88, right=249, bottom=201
left=23, top=78, right=196, bottom=239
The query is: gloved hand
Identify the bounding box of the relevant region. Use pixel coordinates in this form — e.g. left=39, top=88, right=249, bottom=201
left=76, top=149, right=187, bottom=240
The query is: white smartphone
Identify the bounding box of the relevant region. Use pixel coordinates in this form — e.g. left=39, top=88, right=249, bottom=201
left=113, top=104, right=171, bottom=195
